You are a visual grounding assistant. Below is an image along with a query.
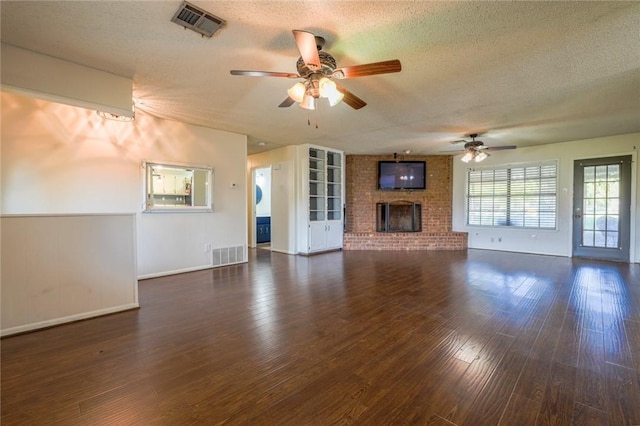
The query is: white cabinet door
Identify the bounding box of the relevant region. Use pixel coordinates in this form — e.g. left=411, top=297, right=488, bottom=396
left=325, top=221, right=343, bottom=249
left=308, top=222, right=327, bottom=252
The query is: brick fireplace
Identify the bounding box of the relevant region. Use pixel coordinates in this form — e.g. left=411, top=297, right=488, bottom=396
left=344, top=155, right=467, bottom=250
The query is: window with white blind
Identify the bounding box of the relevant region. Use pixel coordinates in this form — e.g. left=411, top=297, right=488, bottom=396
left=467, top=163, right=557, bottom=229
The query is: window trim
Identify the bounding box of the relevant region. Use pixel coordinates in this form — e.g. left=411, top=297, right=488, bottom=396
left=143, top=161, right=213, bottom=213
left=465, top=161, right=558, bottom=230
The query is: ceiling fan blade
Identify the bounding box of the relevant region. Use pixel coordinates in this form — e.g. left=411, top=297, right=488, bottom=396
left=278, top=97, right=296, bottom=108
left=292, top=30, right=320, bottom=71
left=332, top=59, right=401, bottom=79
left=486, top=145, right=517, bottom=151
left=335, top=83, right=367, bottom=110
left=230, top=70, right=300, bottom=78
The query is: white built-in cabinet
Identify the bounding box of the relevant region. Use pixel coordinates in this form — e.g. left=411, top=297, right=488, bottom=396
left=298, top=145, right=344, bottom=253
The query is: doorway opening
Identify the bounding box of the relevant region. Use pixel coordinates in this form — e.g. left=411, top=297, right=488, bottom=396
left=254, top=167, right=272, bottom=250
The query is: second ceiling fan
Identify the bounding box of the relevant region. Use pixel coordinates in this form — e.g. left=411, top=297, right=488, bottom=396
left=453, top=134, right=517, bottom=163
left=230, top=30, right=401, bottom=110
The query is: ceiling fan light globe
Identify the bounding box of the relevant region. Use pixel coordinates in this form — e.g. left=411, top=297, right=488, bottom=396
left=327, top=89, right=344, bottom=106
left=475, top=151, right=488, bottom=162
left=461, top=151, right=474, bottom=163
left=299, top=94, right=316, bottom=110
left=319, top=77, right=337, bottom=97
left=287, top=82, right=306, bottom=103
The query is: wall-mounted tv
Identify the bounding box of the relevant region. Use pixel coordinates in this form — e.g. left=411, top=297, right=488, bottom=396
left=378, top=161, right=426, bottom=190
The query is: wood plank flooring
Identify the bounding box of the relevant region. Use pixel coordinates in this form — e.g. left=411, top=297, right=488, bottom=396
left=2, top=249, right=639, bottom=425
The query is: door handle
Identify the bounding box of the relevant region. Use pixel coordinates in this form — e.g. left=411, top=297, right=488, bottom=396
left=574, top=214, right=582, bottom=219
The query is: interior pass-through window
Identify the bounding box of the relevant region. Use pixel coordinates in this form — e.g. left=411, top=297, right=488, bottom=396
left=144, top=161, right=213, bottom=212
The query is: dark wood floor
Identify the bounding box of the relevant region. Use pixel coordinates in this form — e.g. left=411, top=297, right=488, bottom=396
left=2, top=249, right=640, bottom=425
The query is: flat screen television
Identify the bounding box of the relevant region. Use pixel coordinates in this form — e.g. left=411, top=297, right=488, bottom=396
left=378, top=161, right=426, bottom=190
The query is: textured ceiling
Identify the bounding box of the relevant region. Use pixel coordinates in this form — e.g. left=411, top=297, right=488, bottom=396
left=1, top=1, right=639, bottom=155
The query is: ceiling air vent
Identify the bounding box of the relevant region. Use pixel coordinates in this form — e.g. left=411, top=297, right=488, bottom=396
left=171, top=1, right=226, bottom=38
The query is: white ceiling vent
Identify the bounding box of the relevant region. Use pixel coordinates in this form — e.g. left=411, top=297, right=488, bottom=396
left=171, top=1, right=225, bottom=38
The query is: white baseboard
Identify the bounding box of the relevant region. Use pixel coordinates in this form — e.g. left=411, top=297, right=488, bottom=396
left=138, top=260, right=248, bottom=280
left=138, top=264, right=213, bottom=280
left=270, top=248, right=296, bottom=255
left=1, top=303, right=140, bottom=337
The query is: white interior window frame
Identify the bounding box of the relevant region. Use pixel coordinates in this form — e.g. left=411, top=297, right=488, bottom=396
left=143, top=161, right=213, bottom=213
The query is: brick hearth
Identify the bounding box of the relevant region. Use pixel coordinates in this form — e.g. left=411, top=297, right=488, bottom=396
left=344, top=154, right=467, bottom=251
left=344, top=232, right=468, bottom=250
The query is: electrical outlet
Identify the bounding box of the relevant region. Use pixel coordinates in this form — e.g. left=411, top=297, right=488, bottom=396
left=204, top=243, right=212, bottom=253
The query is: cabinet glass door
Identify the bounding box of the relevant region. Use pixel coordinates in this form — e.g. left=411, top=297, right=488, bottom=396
left=309, top=148, right=326, bottom=221
left=327, top=151, right=342, bottom=220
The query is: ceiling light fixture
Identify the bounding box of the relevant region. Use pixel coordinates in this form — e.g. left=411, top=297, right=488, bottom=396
left=475, top=151, right=488, bottom=162
left=460, top=148, right=489, bottom=163
left=287, top=74, right=344, bottom=110
left=457, top=134, right=516, bottom=163
left=318, top=77, right=344, bottom=106
left=299, top=93, right=317, bottom=110
left=97, top=103, right=135, bottom=122
left=287, top=82, right=306, bottom=103
left=96, top=110, right=135, bottom=122
left=461, top=151, right=474, bottom=163
left=460, top=135, right=492, bottom=163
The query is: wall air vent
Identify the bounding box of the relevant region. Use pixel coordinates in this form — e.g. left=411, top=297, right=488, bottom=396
left=171, top=1, right=226, bottom=38
left=212, top=245, right=245, bottom=267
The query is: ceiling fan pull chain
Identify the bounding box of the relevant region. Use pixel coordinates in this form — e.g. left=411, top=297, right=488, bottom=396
left=305, top=116, right=319, bottom=129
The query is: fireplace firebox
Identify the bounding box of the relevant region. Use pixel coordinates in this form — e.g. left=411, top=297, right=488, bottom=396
left=376, top=201, right=422, bottom=232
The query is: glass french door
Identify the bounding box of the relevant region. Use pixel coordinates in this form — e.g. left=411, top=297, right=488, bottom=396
left=572, top=156, right=632, bottom=262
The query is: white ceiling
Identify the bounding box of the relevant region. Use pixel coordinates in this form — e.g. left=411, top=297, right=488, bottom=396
left=1, top=1, right=639, bottom=155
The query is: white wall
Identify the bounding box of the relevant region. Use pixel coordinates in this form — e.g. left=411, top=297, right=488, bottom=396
left=1, top=214, right=138, bottom=336
left=248, top=146, right=298, bottom=254
left=1, top=92, right=248, bottom=277
left=452, top=133, right=640, bottom=262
